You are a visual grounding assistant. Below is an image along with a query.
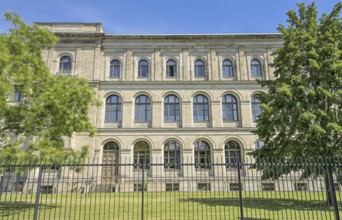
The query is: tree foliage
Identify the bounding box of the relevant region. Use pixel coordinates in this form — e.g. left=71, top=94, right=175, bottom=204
left=0, top=13, right=98, bottom=164
left=250, top=2, right=342, bottom=178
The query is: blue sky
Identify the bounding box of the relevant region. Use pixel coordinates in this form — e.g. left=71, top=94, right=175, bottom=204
left=0, top=0, right=340, bottom=34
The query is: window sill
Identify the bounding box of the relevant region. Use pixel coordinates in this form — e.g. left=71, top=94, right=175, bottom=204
left=104, top=122, right=122, bottom=128
left=251, top=76, right=263, bottom=80
left=223, top=121, right=240, bottom=127
left=163, top=121, right=181, bottom=128
left=222, top=77, right=235, bottom=80
left=108, top=77, right=121, bottom=80
left=134, top=122, right=151, bottom=128
left=164, top=169, right=181, bottom=173
left=165, top=76, right=177, bottom=80
left=193, top=121, right=210, bottom=127
left=136, top=77, right=150, bottom=80
left=193, top=77, right=207, bottom=81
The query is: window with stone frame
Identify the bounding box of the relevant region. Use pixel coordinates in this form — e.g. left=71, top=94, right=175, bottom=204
left=135, top=95, right=151, bottom=122
left=222, top=59, right=234, bottom=78
left=222, top=94, right=239, bottom=121
left=109, top=59, right=121, bottom=78
left=193, top=95, right=209, bottom=122
left=59, top=55, right=72, bottom=74
left=166, top=60, right=177, bottom=78
left=105, top=95, right=122, bottom=122
left=138, top=60, right=149, bottom=78
left=194, top=59, right=205, bottom=77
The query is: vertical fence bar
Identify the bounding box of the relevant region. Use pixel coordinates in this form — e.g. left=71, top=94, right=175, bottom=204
left=327, top=162, right=340, bottom=220
left=141, top=162, right=145, bottom=220
left=33, top=165, right=43, bottom=220
left=237, top=162, right=243, bottom=220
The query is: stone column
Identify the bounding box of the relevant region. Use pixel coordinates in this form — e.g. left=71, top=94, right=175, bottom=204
left=212, top=149, right=226, bottom=177
left=240, top=101, right=252, bottom=127
left=150, top=149, right=163, bottom=177
left=125, top=50, right=134, bottom=81
left=154, top=50, right=162, bottom=81
left=211, top=101, right=222, bottom=128
left=122, top=101, right=133, bottom=128
left=238, top=49, right=248, bottom=80
left=119, top=149, right=133, bottom=192
left=182, top=50, right=190, bottom=81
left=207, top=50, right=212, bottom=81
left=92, top=46, right=101, bottom=80
left=152, top=101, right=162, bottom=128
left=210, top=49, right=219, bottom=81
left=182, top=101, right=192, bottom=128
left=75, top=47, right=82, bottom=76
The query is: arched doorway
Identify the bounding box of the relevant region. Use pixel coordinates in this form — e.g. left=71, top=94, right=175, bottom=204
left=101, top=141, right=120, bottom=185
left=133, top=141, right=150, bottom=169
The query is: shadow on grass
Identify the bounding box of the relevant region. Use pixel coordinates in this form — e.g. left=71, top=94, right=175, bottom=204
left=179, top=197, right=333, bottom=212
left=0, top=201, right=58, bottom=217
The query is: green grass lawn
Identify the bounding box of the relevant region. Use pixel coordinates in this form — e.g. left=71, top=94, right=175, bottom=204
left=0, top=191, right=341, bottom=220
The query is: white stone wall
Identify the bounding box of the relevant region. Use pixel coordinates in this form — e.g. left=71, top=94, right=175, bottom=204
left=38, top=23, right=283, bottom=178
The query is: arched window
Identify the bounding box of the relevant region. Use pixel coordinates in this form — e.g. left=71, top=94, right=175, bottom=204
left=194, top=59, right=205, bottom=77
left=135, top=95, right=151, bottom=122
left=110, top=59, right=121, bottom=78
left=138, top=60, right=149, bottom=78
left=193, top=95, right=209, bottom=122
left=105, top=95, right=122, bottom=122
left=194, top=141, right=211, bottom=169
left=222, top=95, right=239, bottom=121
left=255, top=140, right=265, bottom=149
left=222, top=59, right=234, bottom=78
left=134, top=141, right=150, bottom=169
left=103, top=141, right=120, bottom=151
left=225, top=141, right=241, bottom=168
left=250, top=59, right=262, bottom=77
left=164, top=95, right=180, bottom=122
left=166, top=60, right=177, bottom=78
left=251, top=95, right=262, bottom=122
left=164, top=140, right=181, bottom=169
left=59, top=56, right=72, bottom=74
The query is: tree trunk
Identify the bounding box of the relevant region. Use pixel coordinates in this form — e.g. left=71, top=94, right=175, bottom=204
left=324, top=173, right=333, bottom=206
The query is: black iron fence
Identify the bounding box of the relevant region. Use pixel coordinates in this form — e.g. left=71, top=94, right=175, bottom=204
left=0, top=159, right=341, bottom=220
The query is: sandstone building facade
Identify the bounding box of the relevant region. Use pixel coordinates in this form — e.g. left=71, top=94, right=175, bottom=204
left=34, top=22, right=283, bottom=191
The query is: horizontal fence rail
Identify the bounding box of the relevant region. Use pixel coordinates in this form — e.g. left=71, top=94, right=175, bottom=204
left=0, top=158, right=341, bottom=220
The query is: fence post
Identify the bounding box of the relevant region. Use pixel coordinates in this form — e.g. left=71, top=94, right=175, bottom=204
left=237, top=162, right=244, bottom=220
left=327, top=162, right=340, bottom=220
left=141, top=162, right=145, bottom=220
left=33, top=165, right=43, bottom=220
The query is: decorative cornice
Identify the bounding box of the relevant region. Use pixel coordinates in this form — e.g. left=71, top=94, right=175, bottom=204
left=96, top=127, right=256, bottom=133
left=103, top=34, right=282, bottom=41
left=53, top=33, right=281, bottom=41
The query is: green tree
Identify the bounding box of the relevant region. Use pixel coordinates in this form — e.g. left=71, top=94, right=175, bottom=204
left=0, top=13, right=98, bottom=164
left=249, top=3, right=342, bottom=204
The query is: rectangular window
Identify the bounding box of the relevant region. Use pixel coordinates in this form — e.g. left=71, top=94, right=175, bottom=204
left=197, top=183, right=210, bottom=191
left=13, top=86, right=24, bottom=102
left=166, top=183, right=179, bottom=192
left=262, top=183, right=275, bottom=191
left=229, top=183, right=243, bottom=191
left=294, top=183, right=307, bottom=191
left=40, top=186, right=54, bottom=194
left=134, top=183, right=147, bottom=192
